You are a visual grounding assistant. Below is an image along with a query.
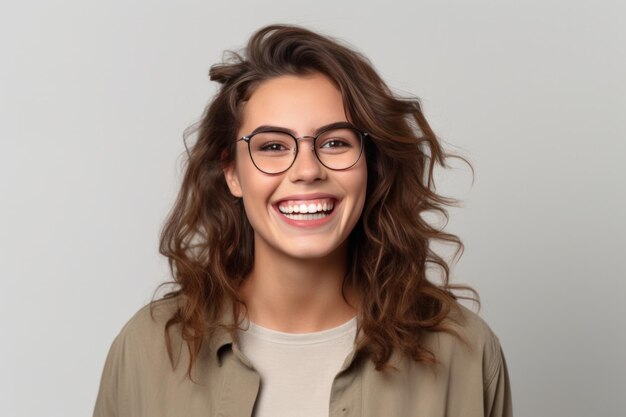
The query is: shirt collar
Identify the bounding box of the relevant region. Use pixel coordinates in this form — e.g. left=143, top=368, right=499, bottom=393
left=205, top=297, right=365, bottom=369
left=206, top=298, right=238, bottom=365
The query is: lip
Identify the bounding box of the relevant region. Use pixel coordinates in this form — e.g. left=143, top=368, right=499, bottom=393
left=271, top=193, right=341, bottom=229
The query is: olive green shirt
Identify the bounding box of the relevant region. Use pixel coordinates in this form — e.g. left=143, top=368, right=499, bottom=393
left=93, top=297, right=512, bottom=417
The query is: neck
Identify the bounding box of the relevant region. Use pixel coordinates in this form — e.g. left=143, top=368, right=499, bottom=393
left=239, top=239, right=357, bottom=333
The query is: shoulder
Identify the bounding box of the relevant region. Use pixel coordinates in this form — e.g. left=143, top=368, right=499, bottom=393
left=117, top=296, right=182, bottom=342
left=358, top=303, right=512, bottom=416
left=109, top=296, right=185, bottom=370
left=443, top=304, right=513, bottom=414
left=357, top=303, right=512, bottom=417
left=451, top=303, right=501, bottom=350
left=94, top=297, right=184, bottom=416
left=432, top=303, right=506, bottom=387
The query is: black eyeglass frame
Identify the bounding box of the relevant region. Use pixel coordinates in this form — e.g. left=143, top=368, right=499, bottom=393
left=236, top=126, right=369, bottom=175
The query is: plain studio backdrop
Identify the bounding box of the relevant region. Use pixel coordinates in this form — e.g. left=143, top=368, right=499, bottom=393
left=1, top=1, right=624, bottom=416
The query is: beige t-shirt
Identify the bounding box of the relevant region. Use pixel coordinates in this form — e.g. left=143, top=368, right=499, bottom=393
left=237, top=317, right=357, bottom=417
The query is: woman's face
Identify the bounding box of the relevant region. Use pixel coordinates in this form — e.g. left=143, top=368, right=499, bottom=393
left=223, top=72, right=367, bottom=261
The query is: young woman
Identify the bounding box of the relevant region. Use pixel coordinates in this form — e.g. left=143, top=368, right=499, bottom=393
left=94, top=24, right=512, bottom=417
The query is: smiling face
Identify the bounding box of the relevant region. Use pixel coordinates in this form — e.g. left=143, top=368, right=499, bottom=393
left=223, top=72, right=367, bottom=262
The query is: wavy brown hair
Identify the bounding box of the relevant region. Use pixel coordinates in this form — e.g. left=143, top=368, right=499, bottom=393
left=153, top=24, right=478, bottom=379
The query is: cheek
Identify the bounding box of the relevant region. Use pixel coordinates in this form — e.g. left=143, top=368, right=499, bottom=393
left=343, top=165, right=368, bottom=217
left=237, top=172, right=281, bottom=223
left=353, top=164, right=368, bottom=201
left=234, top=153, right=262, bottom=196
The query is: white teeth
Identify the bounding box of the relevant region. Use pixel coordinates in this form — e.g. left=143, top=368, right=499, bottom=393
left=278, top=200, right=335, bottom=216
left=283, top=213, right=328, bottom=221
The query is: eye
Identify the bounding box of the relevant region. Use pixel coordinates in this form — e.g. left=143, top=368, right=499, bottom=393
left=317, top=128, right=360, bottom=154
left=259, top=142, right=289, bottom=152
left=250, top=132, right=293, bottom=153
left=320, top=139, right=352, bottom=149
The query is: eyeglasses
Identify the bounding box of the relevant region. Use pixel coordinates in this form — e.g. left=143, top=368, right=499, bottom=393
left=237, top=125, right=368, bottom=174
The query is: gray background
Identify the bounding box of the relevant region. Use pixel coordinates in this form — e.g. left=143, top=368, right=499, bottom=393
left=1, top=1, right=624, bottom=416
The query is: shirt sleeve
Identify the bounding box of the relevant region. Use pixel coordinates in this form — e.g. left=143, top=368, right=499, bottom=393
left=93, top=331, right=126, bottom=417
left=483, top=340, right=513, bottom=417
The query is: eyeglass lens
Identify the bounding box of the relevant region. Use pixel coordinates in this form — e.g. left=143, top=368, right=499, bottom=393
left=247, top=128, right=362, bottom=174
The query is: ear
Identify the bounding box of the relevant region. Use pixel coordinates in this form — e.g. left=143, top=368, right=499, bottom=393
left=223, top=162, right=243, bottom=198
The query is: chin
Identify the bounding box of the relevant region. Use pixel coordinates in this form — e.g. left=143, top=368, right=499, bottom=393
left=280, top=238, right=347, bottom=261
left=284, top=247, right=336, bottom=261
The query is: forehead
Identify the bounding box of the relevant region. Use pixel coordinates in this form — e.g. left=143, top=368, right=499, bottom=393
left=239, top=73, right=348, bottom=135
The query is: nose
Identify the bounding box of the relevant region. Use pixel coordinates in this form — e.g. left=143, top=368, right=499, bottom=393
left=287, top=136, right=326, bottom=183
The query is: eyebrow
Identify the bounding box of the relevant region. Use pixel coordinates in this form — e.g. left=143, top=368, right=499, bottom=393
left=248, top=121, right=355, bottom=136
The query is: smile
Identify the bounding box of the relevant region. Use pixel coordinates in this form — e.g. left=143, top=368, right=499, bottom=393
left=275, top=198, right=337, bottom=224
